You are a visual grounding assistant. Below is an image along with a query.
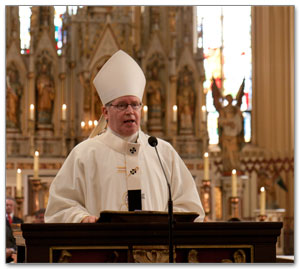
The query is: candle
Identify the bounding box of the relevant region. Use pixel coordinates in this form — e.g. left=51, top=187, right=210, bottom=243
left=260, top=187, right=266, bottom=215
left=143, top=105, right=148, bottom=123
left=88, top=120, right=93, bottom=128
left=231, top=169, right=237, bottom=197
left=29, top=104, right=35, bottom=120
left=81, top=121, right=86, bottom=129
left=201, top=105, right=207, bottom=122
left=94, top=120, right=98, bottom=126
left=62, top=104, right=67, bottom=120
left=173, top=105, right=178, bottom=122
left=34, top=151, right=39, bottom=179
left=204, top=152, right=209, bottom=180
left=16, top=168, right=22, bottom=197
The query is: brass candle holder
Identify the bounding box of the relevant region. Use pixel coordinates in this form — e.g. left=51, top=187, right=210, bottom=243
left=200, top=179, right=212, bottom=220
left=15, top=196, right=24, bottom=220
left=31, top=177, right=42, bottom=213
left=228, top=196, right=241, bottom=221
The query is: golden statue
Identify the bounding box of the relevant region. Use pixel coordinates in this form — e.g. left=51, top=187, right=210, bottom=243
left=146, top=58, right=165, bottom=126
left=6, top=63, right=23, bottom=128
left=177, top=66, right=195, bottom=134
left=36, top=59, right=55, bottom=124
left=146, top=62, right=163, bottom=107
left=212, top=78, right=245, bottom=172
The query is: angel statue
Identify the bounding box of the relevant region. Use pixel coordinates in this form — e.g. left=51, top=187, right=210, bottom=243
left=211, top=77, right=245, bottom=172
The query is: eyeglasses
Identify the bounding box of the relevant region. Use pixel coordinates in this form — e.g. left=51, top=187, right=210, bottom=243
left=108, top=102, right=143, bottom=111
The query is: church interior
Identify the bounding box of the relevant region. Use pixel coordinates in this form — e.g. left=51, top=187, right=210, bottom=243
left=5, top=5, right=294, bottom=262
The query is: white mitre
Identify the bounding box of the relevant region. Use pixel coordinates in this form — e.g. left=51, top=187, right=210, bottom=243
left=93, top=50, right=146, bottom=105
left=89, top=50, right=146, bottom=138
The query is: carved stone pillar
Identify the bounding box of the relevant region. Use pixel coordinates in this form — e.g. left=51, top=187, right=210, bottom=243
left=169, top=75, right=177, bottom=136
left=252, top=7, right=294, bottom=252
left=27, top=68, right=36, bottom=156
left=252, top=6, right=294, bottom=155
left=68, top=61, right=76, bottom=148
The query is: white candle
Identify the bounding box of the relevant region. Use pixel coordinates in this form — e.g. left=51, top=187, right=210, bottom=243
left=30, top=104, right=35, bottom=120
left=201, top=105, right=207, bottom=122
left=62, top=104, right=67, bottom=120
left=143, top=105, right=148, bottom=123
left=260, top=187, right=266, bottom=215
left=204, top=152, right=209, bottom=180
left=231, top=169, right=237, bottom=197
left=173, top=105, right=178, bottom=122
left=16, top=168, right=22, bottom=197
left=34, top=151, right=39, bottom=179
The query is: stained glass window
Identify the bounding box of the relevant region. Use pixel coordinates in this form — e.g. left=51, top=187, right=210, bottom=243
left=197, top=6, right=252, bottom=144
left=19, top=6, right=80, bottom=55
left=54, top=6, right=67, bottom=56
left=19, top=6, right=32, bottom=54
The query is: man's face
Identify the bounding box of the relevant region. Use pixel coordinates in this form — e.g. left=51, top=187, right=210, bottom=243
left=6, top=199, right=14, bottom=214
left=103, top=95, right=142, bottom=137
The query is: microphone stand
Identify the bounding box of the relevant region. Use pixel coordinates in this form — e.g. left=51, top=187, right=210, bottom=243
left=154, top=146, right=174, bottom=263
left=168, top=197, right=174, bottom=263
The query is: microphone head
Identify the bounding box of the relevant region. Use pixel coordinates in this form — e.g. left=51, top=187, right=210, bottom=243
left=148, top=136, right=158, bottom=147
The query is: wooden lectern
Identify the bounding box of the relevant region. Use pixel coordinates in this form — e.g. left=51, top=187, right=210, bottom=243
left=20, top=212, right=282, bottom=263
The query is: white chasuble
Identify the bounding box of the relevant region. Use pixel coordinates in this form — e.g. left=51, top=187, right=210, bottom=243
left=45, top=129, right=205, bottom=223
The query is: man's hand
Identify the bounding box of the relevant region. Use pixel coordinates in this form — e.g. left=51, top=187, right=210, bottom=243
left=81, top=216, right=98, bottom=223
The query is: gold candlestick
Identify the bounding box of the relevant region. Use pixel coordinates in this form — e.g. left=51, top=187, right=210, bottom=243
left=15, top=196, right=24, bottom=220
left=31, top=178, right=42, bottom=213
left=200, top=179, right=212, bottom=220
left=228, top=196, right=241, bottom=221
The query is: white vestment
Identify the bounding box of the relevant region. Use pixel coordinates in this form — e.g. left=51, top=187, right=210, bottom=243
left=45, top=129, right=205, bottom=223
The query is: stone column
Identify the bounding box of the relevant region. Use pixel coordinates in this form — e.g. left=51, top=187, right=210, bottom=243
left=252, top=7, right=294, bottom=253
left=27, top=36, right=36, bottom=156
left=168, top=34, right=177, bottom=137
left=252, top=6, right=294, bottom=155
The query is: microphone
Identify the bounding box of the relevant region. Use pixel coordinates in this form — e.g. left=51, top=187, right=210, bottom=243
left=148, top=136, right=158, bottom=147
left=148, top=136, right=174, bottom=263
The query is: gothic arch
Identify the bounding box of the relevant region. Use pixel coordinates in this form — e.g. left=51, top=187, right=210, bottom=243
left=88, top=24, right=120, bottom=71
left=86, top=24, right=121, bottom=120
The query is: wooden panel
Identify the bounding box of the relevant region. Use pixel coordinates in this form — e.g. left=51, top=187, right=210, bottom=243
left=21, top=221, right=282, bottom=263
